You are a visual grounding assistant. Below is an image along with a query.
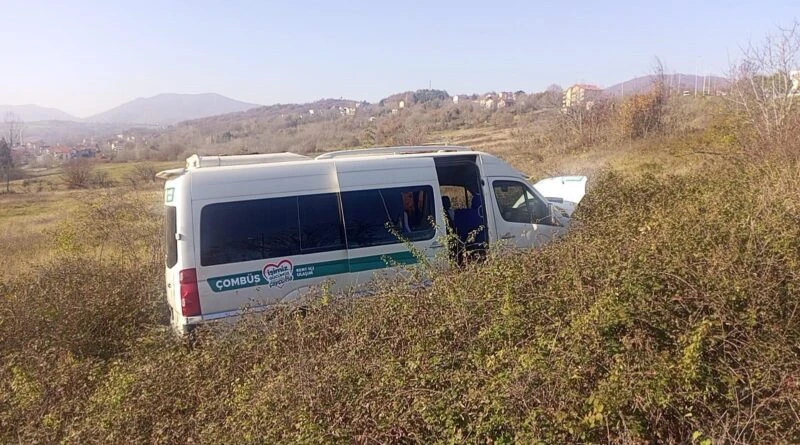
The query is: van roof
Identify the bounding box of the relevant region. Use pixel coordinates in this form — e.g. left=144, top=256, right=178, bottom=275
left=315, top=145, right=471, bottom=159
left=155, top=146, right=525, bottom=181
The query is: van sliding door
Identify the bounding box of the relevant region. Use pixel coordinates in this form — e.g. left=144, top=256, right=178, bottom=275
left=336, top=158, right=446, bottom=288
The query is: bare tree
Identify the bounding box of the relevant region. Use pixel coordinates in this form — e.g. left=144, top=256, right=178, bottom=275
left=651, top=57, right=670, bottom=99
left=542, top=84, right=564, bottom=108
left=558, top=100, right=612, bottom=147
left=727, top=20, right=800, bottom=149
left=4, top=112, right=24, bottom=148
left=2, top=114, right=23, bottom=192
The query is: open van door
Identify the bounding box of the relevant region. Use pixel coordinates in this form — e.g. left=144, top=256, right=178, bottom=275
left=487, top=177, right=567, bottom=249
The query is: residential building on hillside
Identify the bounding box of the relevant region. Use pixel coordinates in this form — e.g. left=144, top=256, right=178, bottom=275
left=25, top=139, right=45, bottom=151
left=563, top=84, right=603, bottom=108
left=109, top=139, right=126, bottom=151
left=479, top=93, right=497, bottom=109
left=790, top=70, right=800, bottom=97
left=41, top=144, right=98, bottom=161
left=49, top=145, right=75, bottom=160
left=74, top=147, right=97, bottom=158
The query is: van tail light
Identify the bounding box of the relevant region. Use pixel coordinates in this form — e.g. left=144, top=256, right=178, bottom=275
left=179, top=268, right=202, bottom=317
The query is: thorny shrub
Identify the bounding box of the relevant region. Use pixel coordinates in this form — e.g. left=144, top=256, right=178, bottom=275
left=1, top=150, right=800, bottom=443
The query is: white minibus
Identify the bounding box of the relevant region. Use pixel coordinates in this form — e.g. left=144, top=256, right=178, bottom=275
left=157, top=146, right=586, bottom=333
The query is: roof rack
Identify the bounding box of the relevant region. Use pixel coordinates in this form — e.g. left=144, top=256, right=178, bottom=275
left=155, top=168, right=186, bottom=180
left=315, top=145, right=471, bottom=160
left=185, top=153, right=311, bottom=169
left=421, top=141, right=451, bottom=146
left=157, top=153, right=312, bottom=179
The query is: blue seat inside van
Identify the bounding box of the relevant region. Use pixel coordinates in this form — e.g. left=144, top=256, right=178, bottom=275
left=453, top=194, right=486, bottom=244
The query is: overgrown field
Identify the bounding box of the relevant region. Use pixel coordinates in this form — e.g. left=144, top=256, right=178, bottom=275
left=1, top=129, right=799, bottom=443
left=6, top=160, right=181, bottom=194
left=3, top=58, right=800, bottom=441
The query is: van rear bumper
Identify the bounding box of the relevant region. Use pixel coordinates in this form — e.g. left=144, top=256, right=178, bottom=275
left=182, top=305, right=273, bottom=327
left=185, top=309, right=242, bottom=324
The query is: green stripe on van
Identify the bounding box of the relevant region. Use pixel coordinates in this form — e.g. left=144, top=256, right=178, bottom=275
left=348, top=251, right=417, bottom=272
left=206, top=252, right=420, bottom=293
left=292, top=259, right=349, bottom=280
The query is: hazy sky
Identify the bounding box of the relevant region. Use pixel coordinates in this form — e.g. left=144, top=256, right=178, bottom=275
left=1, top=0, right=796, bottom=117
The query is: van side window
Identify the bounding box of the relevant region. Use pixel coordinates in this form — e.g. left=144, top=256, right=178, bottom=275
left=493, top=181, right=532, bottom=224
left=492, top=180, right=553, bottom=225
left=440, top=185, right=473, bottom=210
left=201, top=194, right=348, bottom=266
left=341, top=186, right=435, bottom=248
left=524, top=189, right=554, bottom=225
left=165, top=206, right=178, bottom=268
left=201, top=197, right=301, bottom=266
left=298, top=193, right=345, bottom=252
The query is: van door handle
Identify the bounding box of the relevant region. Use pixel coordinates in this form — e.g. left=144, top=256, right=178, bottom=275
left=501, top=233, right=516, bottom=240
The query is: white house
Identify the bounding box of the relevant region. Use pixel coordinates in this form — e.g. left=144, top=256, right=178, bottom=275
left=790, top=70, right=800, bottom=97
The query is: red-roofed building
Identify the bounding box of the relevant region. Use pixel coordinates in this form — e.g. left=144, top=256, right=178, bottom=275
left=49, top=145, right=76, bottom=160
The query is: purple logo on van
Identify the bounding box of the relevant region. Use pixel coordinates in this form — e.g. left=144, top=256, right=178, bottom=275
left=262, top=259, right=294, bottom=288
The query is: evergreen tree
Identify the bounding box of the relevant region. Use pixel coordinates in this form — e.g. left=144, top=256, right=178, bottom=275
left=0, top=138, right=12, bottom=193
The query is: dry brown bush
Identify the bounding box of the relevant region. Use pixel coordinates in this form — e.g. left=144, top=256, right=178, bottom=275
left=61, top=159, right=94, bottom=189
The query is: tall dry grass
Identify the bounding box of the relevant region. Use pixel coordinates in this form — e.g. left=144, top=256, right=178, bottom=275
left=1, top=130, right=799, bottom=443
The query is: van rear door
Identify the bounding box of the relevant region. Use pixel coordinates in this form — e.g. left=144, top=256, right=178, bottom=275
left=164, top=204, right=179, bottom=319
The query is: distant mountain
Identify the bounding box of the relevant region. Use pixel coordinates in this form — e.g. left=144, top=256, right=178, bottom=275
left=85, top=93, right=261, bottom=125
left=0, top=104, right=77, bottom=122
left=177, top=98, right=365, bottom=126
left=604, top=74, right=730, bottom=96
